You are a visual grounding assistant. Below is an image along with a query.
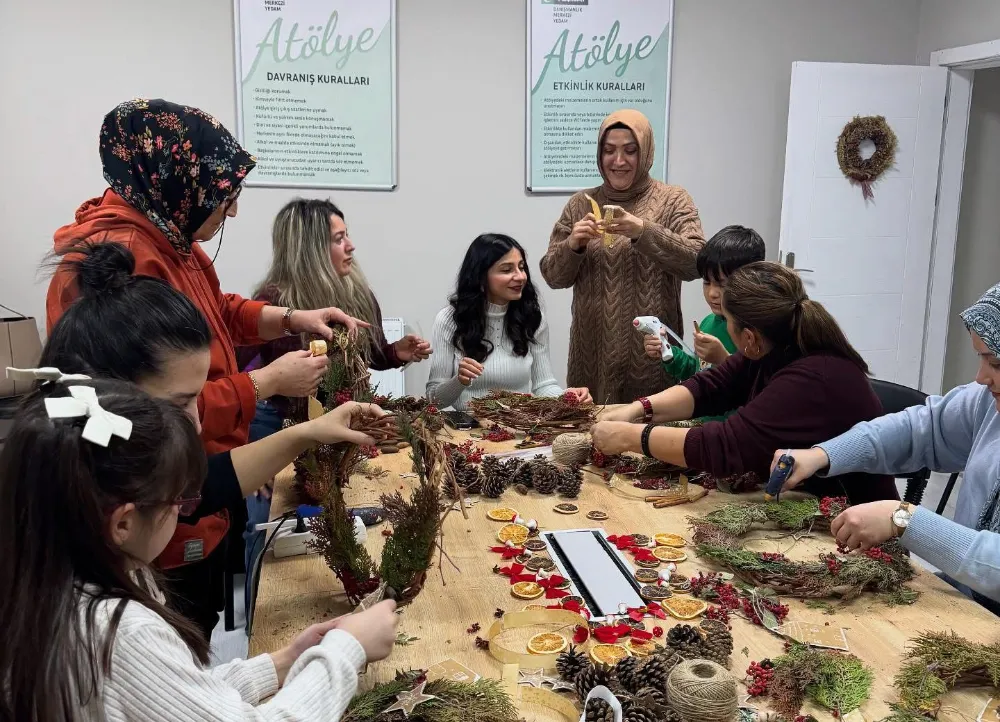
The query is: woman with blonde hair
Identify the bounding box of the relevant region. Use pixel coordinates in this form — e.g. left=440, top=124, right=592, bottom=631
left=240, top=199, right=430, bottom=565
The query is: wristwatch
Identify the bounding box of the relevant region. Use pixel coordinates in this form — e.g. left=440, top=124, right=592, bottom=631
left=891, top=502, right=915, bottom=537
left=281, top=307, right=295, bottom=337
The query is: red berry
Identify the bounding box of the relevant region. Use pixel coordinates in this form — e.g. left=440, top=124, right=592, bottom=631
left=426, top=405, right=439, bottom=414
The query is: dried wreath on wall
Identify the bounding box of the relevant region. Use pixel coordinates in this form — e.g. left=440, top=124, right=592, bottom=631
left=689, top=498, right=917, bottom=603
left=836, top=115, right=898, bottom=201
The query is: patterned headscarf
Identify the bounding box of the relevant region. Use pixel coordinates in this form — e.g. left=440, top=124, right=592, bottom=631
left=962, top=282, right=1000, bottom=532
left=962, top=282, right=1000, bottom=358
left=99, top=98, right=256, bottom=253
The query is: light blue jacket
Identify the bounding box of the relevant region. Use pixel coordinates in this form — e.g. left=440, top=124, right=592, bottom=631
left=818, top=382, right=1000, bottom=602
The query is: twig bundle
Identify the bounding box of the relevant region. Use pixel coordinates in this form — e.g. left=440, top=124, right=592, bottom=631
left=468, top=389, right=596, bottom=433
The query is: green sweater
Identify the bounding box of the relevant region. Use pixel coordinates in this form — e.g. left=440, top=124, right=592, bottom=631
left=662, top=313, right=736, bottom=423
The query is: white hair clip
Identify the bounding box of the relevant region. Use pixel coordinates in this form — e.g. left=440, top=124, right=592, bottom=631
left=44, top=385, right=132, bottom=447
left=6, top=366, right=92, bottom=384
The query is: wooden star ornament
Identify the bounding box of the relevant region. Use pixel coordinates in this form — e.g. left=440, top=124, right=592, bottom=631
left=382, top=680, right=438, bottom=717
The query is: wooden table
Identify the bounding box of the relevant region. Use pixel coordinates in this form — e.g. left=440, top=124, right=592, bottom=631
left=250, top=431, right=1000, bottom=721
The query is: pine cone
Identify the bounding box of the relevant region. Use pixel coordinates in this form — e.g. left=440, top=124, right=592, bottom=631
left=575, top=665, right=612, bottom=700
left=446, top=456, right=481, bottom=498
left=614, top=656, right=642, bottom=694
left=556, top=646, right=590, bottom=682
left=512, top=458, right=535, bottom=488
left=635, top=686, right=669, bottom=708
left=624, top=707, right=661, bottom=722
left=640, top=653, right=678, bottom=691
left=480, top=456, right=501, bottom=483
left=479, top=471, right=507, bottom=499
left=666, top=624, right=702, bottom=648
left=557, top=465, right=583, bottom=499
left=532, top=460, right=560, bottom=495
left=585, top=698, right=615, bottom=722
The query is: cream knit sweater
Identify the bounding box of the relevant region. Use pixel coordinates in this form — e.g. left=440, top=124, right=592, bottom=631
left=80, top=587, right=365, bottom=721
left=426, top=303, right=563, bottom=410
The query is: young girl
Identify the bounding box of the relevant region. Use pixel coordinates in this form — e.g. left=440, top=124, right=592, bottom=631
left=0, top=378, right=398, bottom=721
left=595, top=262, right=898, bottom=503
left=40, top=241, right=390, bottom=639
left=426, top=233, right=591, bottom=410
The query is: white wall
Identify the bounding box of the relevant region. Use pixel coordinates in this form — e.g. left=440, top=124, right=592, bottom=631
left=942, top=69, right=1000, bottom=390
left=916, top=0, right=1000, bottom=63
left=0, top=0, right=921, bottom=394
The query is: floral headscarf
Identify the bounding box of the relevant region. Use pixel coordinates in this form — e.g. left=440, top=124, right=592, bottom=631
left=99, top=98, right=256, bottom=253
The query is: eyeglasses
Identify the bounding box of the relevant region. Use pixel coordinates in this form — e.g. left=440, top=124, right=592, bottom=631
left=174, top=495, right=203, bottom=516
left=222, top=185, right=243, bottom=213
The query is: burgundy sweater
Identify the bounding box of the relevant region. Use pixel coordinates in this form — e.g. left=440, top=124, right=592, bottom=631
left=235, top=286, right=403, bottom=420
left=681, top=347, right=898, bottom=504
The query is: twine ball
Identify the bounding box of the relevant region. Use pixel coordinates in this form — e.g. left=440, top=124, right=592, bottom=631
left=666, top=659, right=738, bottom=722
left=551, top=432, right=592, bottom=466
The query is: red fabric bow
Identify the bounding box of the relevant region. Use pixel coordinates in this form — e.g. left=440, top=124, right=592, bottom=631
left=490, top=545, right=524, bottom=559
left=593, top=623, right=632, bottom=644
left=630, top=628, right=653, bottom=642
left=627, top=606, right=646, bottom=623
left=631, top=548, right=658, bottom=563
left=538, top=575, right=569, bottom=599
left=549, top=599, right=591, bottom=619
left=573, top=625, right=590, bottom=644
left=607, top=535, right=637, bottom=551
left=496, top=563, right=536, bottom=585
left=645, top=602, right=667, bottom=620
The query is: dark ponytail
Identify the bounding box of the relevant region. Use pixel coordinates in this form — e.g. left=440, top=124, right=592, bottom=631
left=723, top=262, right=869, bottom=374
left=0, top=379, right=208, bottom=721
left=43, top=242, right=211, bottom=381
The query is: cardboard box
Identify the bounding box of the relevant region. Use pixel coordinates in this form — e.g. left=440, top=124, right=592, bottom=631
left=0, top=316, right=42, bottom=398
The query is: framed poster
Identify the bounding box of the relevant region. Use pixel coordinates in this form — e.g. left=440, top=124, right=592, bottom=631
left=526, top=0, right=674, bottom=193
left=233, top=0, right=397, bottom=189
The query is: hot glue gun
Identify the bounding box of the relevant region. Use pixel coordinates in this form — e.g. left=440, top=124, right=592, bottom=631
left=633, top=316, right=674, bottom=362
left=765, top=453, right=795, bottom=501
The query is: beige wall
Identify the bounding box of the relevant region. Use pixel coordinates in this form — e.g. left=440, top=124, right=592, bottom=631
left=942, top=68, right=1000, bottom=390
left=0, top=0, right=920, bottom=392
left=916, top=0, right=1000, bottom=63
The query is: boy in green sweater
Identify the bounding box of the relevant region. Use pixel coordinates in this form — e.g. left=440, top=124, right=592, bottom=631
left=644, top=224, right=765, bottom=380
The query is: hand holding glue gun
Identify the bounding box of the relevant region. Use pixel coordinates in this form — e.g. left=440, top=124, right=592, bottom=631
left=634, top=317, right=673, bottom=362
left=764, top=452, right=795, bottom=501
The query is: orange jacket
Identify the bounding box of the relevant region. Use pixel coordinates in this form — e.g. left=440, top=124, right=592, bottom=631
left=46, top=190, right=267, bottom=455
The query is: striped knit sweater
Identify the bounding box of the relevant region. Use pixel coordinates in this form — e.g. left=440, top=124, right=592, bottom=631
left=540, top=182, right=705, bottom=404
left=426, top=303, right=563, bottom=410
left=80, top=585, right=365, bottom=720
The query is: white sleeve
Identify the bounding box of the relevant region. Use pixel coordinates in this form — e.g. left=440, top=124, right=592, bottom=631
left=425, top=307, right=466, bottom=409
left=105, top=621, right=365, bottom=721
left=529, top=316, right=564, bottom=398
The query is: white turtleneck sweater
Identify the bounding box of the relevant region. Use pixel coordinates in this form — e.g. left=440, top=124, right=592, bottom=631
left=426, top=303, right=564, bottom=410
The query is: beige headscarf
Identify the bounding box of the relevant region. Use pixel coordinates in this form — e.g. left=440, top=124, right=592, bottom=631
left=596, top=109, right=655, bottom=203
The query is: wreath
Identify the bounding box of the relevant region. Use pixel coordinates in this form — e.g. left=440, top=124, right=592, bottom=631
left=837, top=115, right=898, bottom=200
left=286, top=328, right=461, bottom=606
left=689, top=497, right=917, bottom=603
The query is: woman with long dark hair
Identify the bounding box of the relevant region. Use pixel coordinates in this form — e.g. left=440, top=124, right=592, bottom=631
left=594, top=262, right=898, bottom=503
left=0, top=378, right=398, bottom=721
left=40, top=241, right=389, bottom=640
left=426, top=233, right=590, bottom=410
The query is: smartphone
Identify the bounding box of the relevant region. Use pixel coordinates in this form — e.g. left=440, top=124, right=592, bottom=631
left=443, top=410, right=480, bottom=430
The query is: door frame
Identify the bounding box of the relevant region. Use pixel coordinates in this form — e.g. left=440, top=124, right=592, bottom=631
left=921, top=40, right=1000, bottom=394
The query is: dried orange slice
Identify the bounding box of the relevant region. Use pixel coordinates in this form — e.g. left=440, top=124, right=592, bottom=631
left=653, top=532, right=686, bottom=547
left=511, top=581, right=544, bottom=600
left=652, top=546, right=688, bottom=562
left=661, top=596, right=708, bottom=620
left=487, top=507, right=519, bottom=522
left=590, top=643, right=630, bottom=666
left=625, top=637, right=659, bottom=657
left=497, top=523, right=530, bottom=545
left=527, top=632, right=568, bottom=655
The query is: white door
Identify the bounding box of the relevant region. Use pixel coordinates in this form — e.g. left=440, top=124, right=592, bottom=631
left=778, top=62, right=948, bottom=388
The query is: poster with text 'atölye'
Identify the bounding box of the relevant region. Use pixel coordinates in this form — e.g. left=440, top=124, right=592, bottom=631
left=527, top=0, right=673, bottom=193
left=234, top=0, right=396, bottom=189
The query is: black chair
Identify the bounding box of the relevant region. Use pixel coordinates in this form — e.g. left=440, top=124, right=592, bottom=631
left=870, top=379, right=930, bottom=505
left=936, top=472, right=962, bottom=515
